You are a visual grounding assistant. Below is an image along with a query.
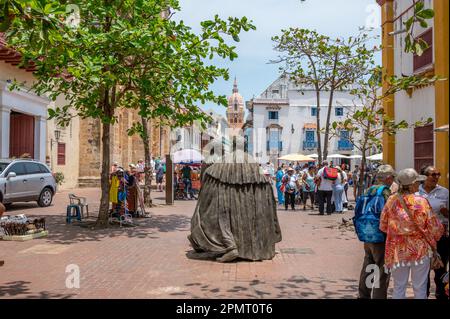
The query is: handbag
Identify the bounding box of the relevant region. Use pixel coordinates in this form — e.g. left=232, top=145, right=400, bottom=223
left=397, top=194, right=444, bottom=270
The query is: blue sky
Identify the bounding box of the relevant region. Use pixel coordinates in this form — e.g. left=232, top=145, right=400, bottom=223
left=176, top=0, right=381, bottom=116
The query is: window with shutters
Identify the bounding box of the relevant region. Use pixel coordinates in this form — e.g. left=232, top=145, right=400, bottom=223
left=414, top=124, right=434, bottom=172
left=57, top=143, right=66, bottom=165
left=413, top=28, right=433, bottom=73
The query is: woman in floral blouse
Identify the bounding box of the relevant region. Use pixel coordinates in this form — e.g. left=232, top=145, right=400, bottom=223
left=380, top=168, right=444, bottom=299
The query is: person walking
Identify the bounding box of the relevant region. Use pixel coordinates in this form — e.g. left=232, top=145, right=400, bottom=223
left=380, top=168, right=444, bottom=299
left=357, top=164, right=396, bottom=299
left=282, top=167, right=300, bottom=211
left=418, top=166, right=449, bottom=300
left=302, top=165, right=316, bottom=210
left=332, top=167, right=346, bottom=214
left=156, top=163, right=165, bottom=192
left=341, top=164, right=349, bottom=210
left=181, top=164, right=193, bottom=199
left=316, top=161, right=334, bottom=215
left=352, top=164, right=360, bottom=199
left=275, top=166, right=285, bottom=206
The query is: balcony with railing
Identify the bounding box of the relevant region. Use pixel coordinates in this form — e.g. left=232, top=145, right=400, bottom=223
left=303, top=141, right=318, bottom=150
left=338, top=140, right=354, bottom=151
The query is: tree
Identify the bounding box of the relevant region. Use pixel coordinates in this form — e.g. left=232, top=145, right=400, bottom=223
left=403, top=0, right=434, bottom=56
left=2, top=0, right=255, bottom=227
left=330, top=66, right=438, bottom=197
left=272, top=29, right=376, bottom=162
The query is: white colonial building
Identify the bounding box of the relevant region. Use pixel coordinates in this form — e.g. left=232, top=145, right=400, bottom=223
left=245, top=74, right=363, bottom=166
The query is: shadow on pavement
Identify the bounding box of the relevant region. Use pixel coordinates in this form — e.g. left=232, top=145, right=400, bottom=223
left=170, top=275, right=359, bottom=299
left=10, top=213, right=192, bottom=245
left=0, top=281, right=76, bottom=299
left=3, top=203, right=44, bottom=212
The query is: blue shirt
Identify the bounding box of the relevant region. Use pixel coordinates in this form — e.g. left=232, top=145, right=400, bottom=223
left=276, top=170, right=284, bottom=186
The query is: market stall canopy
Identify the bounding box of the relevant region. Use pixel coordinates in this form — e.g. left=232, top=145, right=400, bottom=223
left=278, top=153, right=315, bottom=162
left=309, top=154, right=319, bottom=158
left=172, top=149, right=203, bottom=164
left=327, top=154, right=350, bottom=159
left=348, top=154, right=363, bottom=159
left=367, top=153, right=383, bottom=161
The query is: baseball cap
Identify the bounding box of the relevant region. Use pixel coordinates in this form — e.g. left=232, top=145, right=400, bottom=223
left=376, top=164, right=396, bottom=177
left=397, top=168, right=427, bottom=186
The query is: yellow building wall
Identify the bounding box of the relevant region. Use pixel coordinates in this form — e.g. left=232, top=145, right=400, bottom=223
left=434, top=0, right=449, bottom=188
left=380, top=0, right=396, bottom=168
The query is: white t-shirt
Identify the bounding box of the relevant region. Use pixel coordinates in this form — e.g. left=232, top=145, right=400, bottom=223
left=317, top=167, right=334, bottom=191
left=335, top=171, right=347, bottom=186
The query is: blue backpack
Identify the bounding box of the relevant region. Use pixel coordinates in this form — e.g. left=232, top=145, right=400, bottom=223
left=353, top=186, right=388, bottom=243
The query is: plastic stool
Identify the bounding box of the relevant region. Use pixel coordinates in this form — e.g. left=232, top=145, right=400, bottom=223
left=66, top=205, right=81, bottom=224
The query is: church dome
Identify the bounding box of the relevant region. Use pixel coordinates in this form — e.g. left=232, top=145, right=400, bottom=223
left=227, top=77, right=244, bottom=109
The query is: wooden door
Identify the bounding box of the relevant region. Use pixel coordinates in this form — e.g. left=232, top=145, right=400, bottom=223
left=9, top=112, right=35, bottom=158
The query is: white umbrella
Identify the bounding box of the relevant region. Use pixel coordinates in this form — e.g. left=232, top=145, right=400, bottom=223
left=278, top=153, right=315, bottom=162
left=367, top=153, right=383, bottom=161
left=309, top=154, right=319, bottom=158
left=327, top=154, right=350, bottom=159
left=348, top=154, right=363, bottom=159
left=172, top=149, right=203, bottom=164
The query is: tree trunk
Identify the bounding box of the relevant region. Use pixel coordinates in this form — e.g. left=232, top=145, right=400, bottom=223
left=315, top=89, right=322, bottom=163
left=358, top=155, right=367, bottom=198
left=323, top=85, right=335, bottom=161
left=96, top=116, right=112, bottom=228
left=141, top=117, right=153, bottom=207
left=323, top=54, right=338, bottom=161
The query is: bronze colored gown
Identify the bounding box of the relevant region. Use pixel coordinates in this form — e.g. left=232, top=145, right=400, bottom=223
left=188, top=163, right=282, bottom=261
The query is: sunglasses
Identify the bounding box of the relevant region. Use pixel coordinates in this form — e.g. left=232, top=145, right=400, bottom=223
left=429, top=173, right=441, bottom=178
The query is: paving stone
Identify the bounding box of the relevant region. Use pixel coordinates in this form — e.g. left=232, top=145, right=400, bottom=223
left=0, top=188, right=424, bottom=299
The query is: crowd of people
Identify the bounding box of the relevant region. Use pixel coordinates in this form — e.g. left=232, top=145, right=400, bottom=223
left=355, top=164, right=448, bottom=300
left=174, top=164, right=201, bottom=200
left=266, top=160, right=448, bottom=299
left=268, top=161, right=356, bottom=213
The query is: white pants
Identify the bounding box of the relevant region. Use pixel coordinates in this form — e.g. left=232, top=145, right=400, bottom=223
left=391, top=257, right=430, bottom=299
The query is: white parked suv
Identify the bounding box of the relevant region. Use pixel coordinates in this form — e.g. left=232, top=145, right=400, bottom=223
left=0, top=159, right=57, bottom=208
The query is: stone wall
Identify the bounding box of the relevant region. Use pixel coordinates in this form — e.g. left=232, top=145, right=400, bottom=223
left=77, top=108, right=170, bottom=188
left=78, top=118, right=102, bottom=187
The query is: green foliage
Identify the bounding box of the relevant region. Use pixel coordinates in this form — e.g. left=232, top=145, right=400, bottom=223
left=54, top=171, right=65, bottom=186
left=403, top=1, right=434, bottom=56
left=2, top=0, right=256, bottom=129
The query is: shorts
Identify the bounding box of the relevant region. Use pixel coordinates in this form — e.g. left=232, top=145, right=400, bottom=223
left=156, top=176, right=164, bottom=183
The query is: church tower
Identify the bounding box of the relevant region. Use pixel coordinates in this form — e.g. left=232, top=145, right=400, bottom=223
left=226, top=77, right=245, bottom=131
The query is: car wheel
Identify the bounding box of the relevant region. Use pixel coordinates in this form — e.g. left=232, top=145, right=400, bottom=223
left=38, top=188, right=53, bottom=207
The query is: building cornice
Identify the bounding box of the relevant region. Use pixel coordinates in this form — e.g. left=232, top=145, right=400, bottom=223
left=0, top=80, right=50, bottom=106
